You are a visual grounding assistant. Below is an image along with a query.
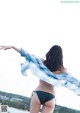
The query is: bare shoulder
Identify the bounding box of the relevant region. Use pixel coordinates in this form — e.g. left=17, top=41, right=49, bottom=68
left=53, top=66, right=67, bottom=74
left=61, top=66, right=67, bottom=73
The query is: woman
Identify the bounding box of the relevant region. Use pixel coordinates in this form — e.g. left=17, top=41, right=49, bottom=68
left=0, top=45, right=67, bottom=113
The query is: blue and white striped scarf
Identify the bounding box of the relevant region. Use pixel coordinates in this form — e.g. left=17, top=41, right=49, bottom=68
left=20, top=48, right=80, bottom=96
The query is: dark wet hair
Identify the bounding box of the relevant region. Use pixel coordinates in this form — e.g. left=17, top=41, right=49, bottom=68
left=44, top=45, right=63, bottom=72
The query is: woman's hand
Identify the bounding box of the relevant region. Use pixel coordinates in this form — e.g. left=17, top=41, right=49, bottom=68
left=0, top=45, right=12, bottom=50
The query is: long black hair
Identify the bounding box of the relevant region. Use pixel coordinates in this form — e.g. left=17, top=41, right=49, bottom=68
left=44, top=45, right=63, bottom=72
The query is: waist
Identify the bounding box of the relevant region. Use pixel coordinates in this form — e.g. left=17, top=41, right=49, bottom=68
left=35, top=81, right=55, bottom=95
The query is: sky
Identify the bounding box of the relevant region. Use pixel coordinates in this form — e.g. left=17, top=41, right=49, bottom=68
left=0, top=0, right=80, bottom=110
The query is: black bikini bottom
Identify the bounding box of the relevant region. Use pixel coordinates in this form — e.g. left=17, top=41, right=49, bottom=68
left=33, top=91, right=55, bottom=105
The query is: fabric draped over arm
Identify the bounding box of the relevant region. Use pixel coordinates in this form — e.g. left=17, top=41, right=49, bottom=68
left=20, top=48, right=80, bottom=96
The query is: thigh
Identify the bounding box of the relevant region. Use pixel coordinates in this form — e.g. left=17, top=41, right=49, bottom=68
left=30, top=92, right=41, bottom=113
left=42, top=99, right=55, bottom=113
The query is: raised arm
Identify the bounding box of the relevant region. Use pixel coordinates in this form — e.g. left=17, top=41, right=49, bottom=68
left=0, top=45, right=20, bottom=53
